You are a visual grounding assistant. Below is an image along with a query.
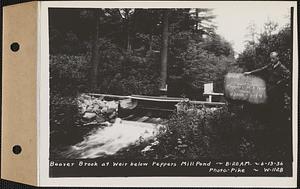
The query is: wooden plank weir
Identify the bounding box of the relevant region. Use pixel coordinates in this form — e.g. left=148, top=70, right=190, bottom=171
left=87, top=93, right=225, bottom=106
left=85, top=93, right=225, bottom=125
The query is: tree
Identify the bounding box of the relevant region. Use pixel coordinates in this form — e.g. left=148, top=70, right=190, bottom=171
left=180, top=35, right=235, bottom=94
left=49, top=8, right=225, bottom=97
left=245, top=21, right=259, bottom=45
left=263, top=20, right=279, bottom=36
left=131, top=9, right=162, bottom=51
left=118, top=9, right=135, bottom=51
left=160, top=10, right=169, bottom=91
left=238, top=21, right=291, bottom=71
left=90, top=9, right=102, bottom=89
left=190, top=8, right=216, bottom=35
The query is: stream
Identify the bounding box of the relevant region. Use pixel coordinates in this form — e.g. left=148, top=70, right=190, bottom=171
left=59, top=120, right=163, bottom=159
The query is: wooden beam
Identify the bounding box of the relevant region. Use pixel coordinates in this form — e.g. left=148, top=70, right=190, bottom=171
left=86, top=93, right=225, bottom=106
left=189, top=101, right=225, bottom=106
left=87, top=93, right=130, bottom=99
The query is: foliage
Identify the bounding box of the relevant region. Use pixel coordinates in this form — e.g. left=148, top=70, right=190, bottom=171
left=237, top=24, right=292, bottom=71
left=141, top=101, right=289, bottom=160
left=50, top=55, right=90, bottom=95
left=180, top=35, right=235, bottom=93
left=97, top=45, right=161, bottom=95
left=49, top=8, right=229, bottom=98
left=237, top=23, right=292, bottom=126
left=49, top=93, right=89, bottom=157
left=50, top=40, right=161, bottom=96
left=201, top=34, right=234, bottom=57
left=154, top=103, right=220, bottom=159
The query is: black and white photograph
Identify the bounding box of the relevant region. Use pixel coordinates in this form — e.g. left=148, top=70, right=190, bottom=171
left=46, top=1, right=296, bottom=179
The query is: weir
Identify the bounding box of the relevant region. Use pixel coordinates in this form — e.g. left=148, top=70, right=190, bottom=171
left=57, top=93, right=226, bottom=159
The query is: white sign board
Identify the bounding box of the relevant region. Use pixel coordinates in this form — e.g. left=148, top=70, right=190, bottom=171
left=224, top=73, right=267, bottom=104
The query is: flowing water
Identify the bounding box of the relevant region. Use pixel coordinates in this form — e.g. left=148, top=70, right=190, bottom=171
left=60, top=120, right=162, bottom=159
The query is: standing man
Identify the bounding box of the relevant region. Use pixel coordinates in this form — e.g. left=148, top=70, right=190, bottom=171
left=244, top=52, right=290, bottom=86
left=244, top=51, right=291, bottom=129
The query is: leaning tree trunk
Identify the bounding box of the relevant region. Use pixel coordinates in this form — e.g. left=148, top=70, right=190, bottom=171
left=90, top=9, right=101, bottom=90
left=160, top=10, right=169, bottom=91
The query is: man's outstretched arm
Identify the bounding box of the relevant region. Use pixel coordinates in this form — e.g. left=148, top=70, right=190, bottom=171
left=244, top=64, right=270, bottom=75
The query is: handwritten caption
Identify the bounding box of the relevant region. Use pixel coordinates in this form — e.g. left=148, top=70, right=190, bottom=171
left=50, top=160, right=285, bottom=175
left=224, top=73, right=267, bottom=104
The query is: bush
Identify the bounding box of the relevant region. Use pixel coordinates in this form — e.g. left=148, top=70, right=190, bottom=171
left=146, top=101, right=278, bottom=160
left=237, top=24, right=292, bottom=133
left=50, top=55, right=90, bottom=95
left=147, top=102, right=217, bottom=159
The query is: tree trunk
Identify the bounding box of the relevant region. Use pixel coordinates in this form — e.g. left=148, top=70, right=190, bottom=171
left=90, top=9, right=101, bottom=89
left=160, top=10, right=169, bottom=91
left=149, top=33, right=153, bottom=51
left=195, top=9, right=199, bottom=31
left=125, top=9, right=132, bottom=51
left=127, top=33, right=131, bottom=51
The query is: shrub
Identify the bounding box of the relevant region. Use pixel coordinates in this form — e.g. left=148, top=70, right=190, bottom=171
left=50, top=49, right=161, bottom=96
left=149, top=101, right=268, bottom=160
left=50, top=55, right=90, bottom=95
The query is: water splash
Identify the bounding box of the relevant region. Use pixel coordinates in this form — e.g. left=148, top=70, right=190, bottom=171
left=61, top=120, right=162, bottom=159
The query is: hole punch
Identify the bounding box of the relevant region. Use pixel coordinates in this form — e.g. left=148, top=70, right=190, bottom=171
left=12, top=145, right=22, bottom=155
left=10, top=42, right=20, bottom=52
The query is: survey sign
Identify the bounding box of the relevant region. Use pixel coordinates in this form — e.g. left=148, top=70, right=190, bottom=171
left=224, top=73, right=267, bottom=104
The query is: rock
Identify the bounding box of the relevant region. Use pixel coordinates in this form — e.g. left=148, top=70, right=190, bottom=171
left=101, top=106, right=108, bottom=113
left=100, top=121, right=112, bottom=127
left=92, top=104, right=101, bottom=113
left=108, top=111, right=117, bottom=119
left=141, top=145, right=154, bottom=153
left=120, top=99, right=137, bottom=109
left=95, top=115, right=106, bottom=123
left=109, top=118, right=116, bottom=123
left=106, top=100, right=118, bottom=110
left=95, top=99, right=106, bottom=108
left=77, top=94, right=125, bottom=124
left=107, top=108, right=117, bottom=115
left=86, top=105, right=94, bottom=112
left=151, top=141, right=159, bottom=146
left=83, top=112, right=97, bottom=119
left=83, top=121, right=98, bottom=126
left=115, top=118, right=122, bottom=124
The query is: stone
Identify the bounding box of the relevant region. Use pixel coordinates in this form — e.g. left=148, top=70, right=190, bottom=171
left=83, top=112, right=97, bottom=119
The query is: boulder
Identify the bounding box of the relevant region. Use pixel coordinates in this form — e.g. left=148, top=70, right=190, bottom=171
left=119, top=99, right=137, bottom=109
left=83, top=112, right=97, bottom=119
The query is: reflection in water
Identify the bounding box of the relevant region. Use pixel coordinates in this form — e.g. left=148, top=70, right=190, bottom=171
left=60, top=120, right=162, bottom=159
